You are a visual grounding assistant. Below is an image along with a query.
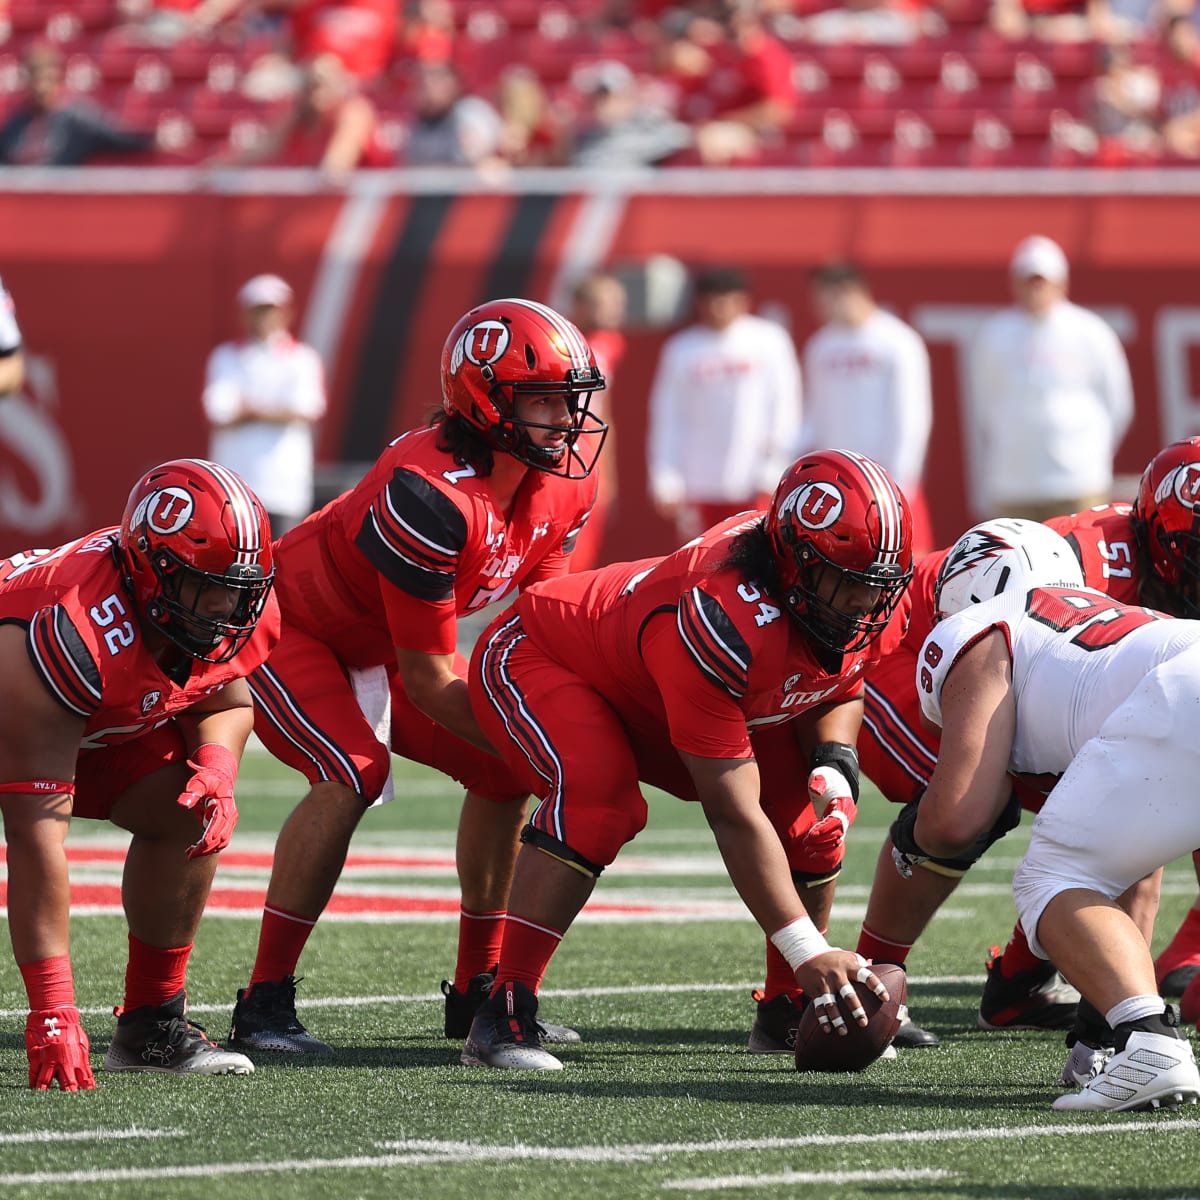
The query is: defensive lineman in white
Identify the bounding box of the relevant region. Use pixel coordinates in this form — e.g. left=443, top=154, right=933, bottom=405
left=891, top=519, right=1200, bottom=1112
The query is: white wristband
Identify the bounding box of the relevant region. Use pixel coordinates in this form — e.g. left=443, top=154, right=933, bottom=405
left=769, top=916, right=831, bottom=970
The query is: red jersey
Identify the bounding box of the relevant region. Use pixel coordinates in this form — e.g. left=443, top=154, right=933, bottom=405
left=514, top=514, right=896, bottom=761
left=272, top=425, right=597, bottom=667
left=0, top=530, right=280, bottom=751
left=1047, top=502, right=1141, bottom=604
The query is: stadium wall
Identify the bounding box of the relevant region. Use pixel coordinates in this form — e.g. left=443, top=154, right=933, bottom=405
left=1, top=166, right=1196, bottom=559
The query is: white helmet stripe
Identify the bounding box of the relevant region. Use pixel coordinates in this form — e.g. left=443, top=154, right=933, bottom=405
left=178, top=458, right=263, bottom=563
left=835, top=449, right=905, bottom=565
left=497, top=297, right=593, bottom=370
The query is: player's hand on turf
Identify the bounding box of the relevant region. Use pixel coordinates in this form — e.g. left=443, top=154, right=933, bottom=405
left=802, top=765, right=858, bottom=856
left=795, top=952, right=889, bottom=1035
left=25, top=1007, right=96, bottom=1091
left=176, top=746, right=239, bottom=860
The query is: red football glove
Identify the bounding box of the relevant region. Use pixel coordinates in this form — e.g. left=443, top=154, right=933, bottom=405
left=25, top=1007, right=96, bottom=1092
left=802, top=765, right=858, bottom=856
left=176, top=743, right=239, bottom=860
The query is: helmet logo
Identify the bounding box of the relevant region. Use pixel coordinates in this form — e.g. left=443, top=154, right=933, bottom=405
left=132, top=487, right=194, bottom=535
left=1163, top=463, right=1200, bottom=511
left=451, top=320, right=511, bottom=373
left=784, top=482, right=844, bottom=530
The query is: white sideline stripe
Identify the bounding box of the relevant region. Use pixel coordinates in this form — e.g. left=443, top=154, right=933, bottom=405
left=0, top=975, right=987, bottom=1021
left=664, top=1167, right=954, bottom=1190
left=5, top=1123, right=1199, bottom=1188
left=0, top=1129, right=182, bottom=1147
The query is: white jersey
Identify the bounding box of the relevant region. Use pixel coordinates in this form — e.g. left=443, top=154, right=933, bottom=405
left=646, top=312, right=802, bottom=506
left=800, top=309, right=931, bottom=492
left=0, top=275, right=21, bottom=355
left=203, top=331, right=327, bottom=519
left=917, top=586, right=1200, bottom=775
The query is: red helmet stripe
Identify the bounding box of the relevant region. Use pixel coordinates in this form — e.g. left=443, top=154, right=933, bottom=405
left=835, top=449, right=906, bottom=565
left=497, top=297, right=593, bottom=371
left=178, top=458, right=263, bottom=561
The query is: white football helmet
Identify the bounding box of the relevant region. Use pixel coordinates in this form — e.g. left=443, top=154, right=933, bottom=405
left=934, top=517, right=1084, bottom=620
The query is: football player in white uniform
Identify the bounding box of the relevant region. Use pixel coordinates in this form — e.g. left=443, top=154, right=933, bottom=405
left=891, top=518, right=1200, bottom=1111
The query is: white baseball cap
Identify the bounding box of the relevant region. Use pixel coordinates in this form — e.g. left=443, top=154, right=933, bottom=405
left=1009, top=236, right=1069, bottom=284
left=237, top=274, right=293, bottom=308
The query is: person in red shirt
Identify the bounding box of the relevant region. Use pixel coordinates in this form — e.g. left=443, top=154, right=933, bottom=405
left=0, top=459, right=279, bottom=1090
left=565, top=271, right=628, bottom=572
left=227, top=298, right=610, bottom=1054
left=858, top=438, right=1200, bottom=1051
left=462, top=449, right=913, bottom=1069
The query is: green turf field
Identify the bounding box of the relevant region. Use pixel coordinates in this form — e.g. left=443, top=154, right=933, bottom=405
left=2, top=748, right=1198, bottom=1200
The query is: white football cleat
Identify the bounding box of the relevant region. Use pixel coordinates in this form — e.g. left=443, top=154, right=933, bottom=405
left=1059, top=1040, right=1113, bottom=1088
left=1052, top=1031, right=1200, bottom=1112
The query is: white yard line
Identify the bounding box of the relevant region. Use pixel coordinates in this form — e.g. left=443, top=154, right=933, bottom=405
left=2, top=1123, right=1197, bottom=1188
left=663, top=1168, right=954, bottom=1190
left=0, top=1129, right=183, bottom=1147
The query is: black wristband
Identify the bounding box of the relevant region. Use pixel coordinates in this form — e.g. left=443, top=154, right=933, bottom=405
left=810, top=741, right=860, bottom=802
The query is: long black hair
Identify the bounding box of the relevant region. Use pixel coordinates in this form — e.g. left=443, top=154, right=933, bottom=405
left=430, top=408, right=495, bottom=477
left=719, top=520, right=781, bottom=596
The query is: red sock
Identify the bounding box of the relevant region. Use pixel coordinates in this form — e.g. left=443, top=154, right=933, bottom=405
left=998, top=923, right=1041, bottom=977
left=454, top=907, right=506, bottom=990
left=857, top=925, right=913, bottom=967
left=20, top=956, right=75, bottom=1010
left=493, top=913, right=563, bottom=995
left=123, top=935, right=191, bottom=1011
left=249, top=905, right=317, bottom=989
left=764, top=940, right=803, bottom=1003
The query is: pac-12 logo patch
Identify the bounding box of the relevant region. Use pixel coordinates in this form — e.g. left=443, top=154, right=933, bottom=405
left=450, top=320, right=511, bottom=374
left=132, top=487, right=194, bottom=535
left=781, top=482, right=844, bottom=531
left=141, top=690, right=162, bottom=715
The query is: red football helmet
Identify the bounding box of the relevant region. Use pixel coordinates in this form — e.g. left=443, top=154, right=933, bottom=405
left=440, top=297, right=607, bottom=478
left=118, top=459, right=275, bottom=663
left=764, top=449, right=913, bottom=652
left=1133, top=436, right=1200, bottom=618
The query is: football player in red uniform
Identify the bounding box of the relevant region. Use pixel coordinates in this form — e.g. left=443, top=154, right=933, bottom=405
left=857, top=437, right=1200, bottom=1047
left=0, top=459, right=278, bottom=1090
left=460, top=449, right=912, bottom=1069
left=227, top=298, right=609, bottom=1053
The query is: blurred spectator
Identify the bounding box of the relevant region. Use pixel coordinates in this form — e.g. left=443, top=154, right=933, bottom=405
left=1160, top=13, right=1200, bottom=156
left=964, top=236, right=1134, bottom=522
left=0, top=41, right=157, bottom=166
left=119, top=0, right=248, bottom=44
left=560, top=60, right=693, bottom=167
left=566, top=271, right=628, bottom=570
left=203, top=273, right=327, bottom=539
left=402, top=62, right=504, bottom=168
left=0, top=274, right=24, bottom=398
left=215, top=53, right=391, bottom=176
left=496, top=67, right=559, bottom=168
left=800, top=260, right=935, bottom=555
left=987, top=0, right=1115, bottom=42
left=1088, top=42, right=1163, bottom=162
left=399, top=0, right=456, bottom=65
left=647, top=265, right=802, bottom=543
left=277, top=0, right=398, bottom=84
left=804, top=0, right=929, bottom=45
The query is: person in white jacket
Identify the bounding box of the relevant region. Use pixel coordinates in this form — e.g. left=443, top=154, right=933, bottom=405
left=647, top=266, right=801, bottom=542
left=801, top=261, right=934, bottom=553
left=965, top=236, right=1134, bottom=523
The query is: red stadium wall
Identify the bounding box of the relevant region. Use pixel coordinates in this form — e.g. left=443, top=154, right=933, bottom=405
left=0, top=171, right=1195, bottom=561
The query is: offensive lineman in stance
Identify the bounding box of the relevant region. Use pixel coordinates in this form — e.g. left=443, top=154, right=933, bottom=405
left=463, top=450, right=911, bottom=1069
left=0, top=459, right=278, bottom=1089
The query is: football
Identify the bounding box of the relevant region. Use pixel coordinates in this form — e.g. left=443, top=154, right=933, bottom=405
left=793, top=962, right=908, bottom=1074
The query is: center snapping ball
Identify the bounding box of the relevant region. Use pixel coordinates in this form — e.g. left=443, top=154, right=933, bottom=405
left=794, top=962, right=908, bottom=1073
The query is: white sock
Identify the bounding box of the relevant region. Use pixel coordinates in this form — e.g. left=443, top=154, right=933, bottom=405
left=1105, top=995, right=1166, bottom=1029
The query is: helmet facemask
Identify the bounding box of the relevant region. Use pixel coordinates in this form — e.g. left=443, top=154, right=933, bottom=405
left=140, top=541, right=274, bottom=664
left=780, top=537, right=911, bottom=653
left=481, top=365, right=608, bottom=480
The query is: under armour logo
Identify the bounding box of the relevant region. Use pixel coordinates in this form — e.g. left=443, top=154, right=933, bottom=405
left=43, top=1016, right=61, bottom=1038
left=531, top=522, right=550, bottom=540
